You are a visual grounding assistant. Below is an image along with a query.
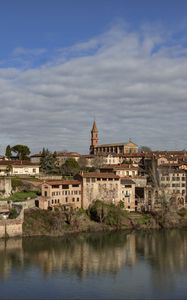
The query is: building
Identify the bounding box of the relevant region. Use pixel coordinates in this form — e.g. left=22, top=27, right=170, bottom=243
left=30, top=152, right=80, bottom=166
left=158, top=167, right=186, bottom=209
left=120, top=178, right=136, bottom=211
left=100, top=164, right=139, bottom=177
left=75, top=172, right=121, bottom=209
left=39, top=180, right=82, bottom=210
left=89, top=121, right=138, bottom=155
left=0, top=161, right=40, bottom=176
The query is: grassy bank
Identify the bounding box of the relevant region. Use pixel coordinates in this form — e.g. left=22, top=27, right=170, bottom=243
left=0, top=191, right=38, bottom=202
left=23, top=207, right=187, bottom=237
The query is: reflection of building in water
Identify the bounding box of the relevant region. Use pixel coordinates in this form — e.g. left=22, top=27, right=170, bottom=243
left=23, top=234, right=137, bottom=277
left=135, top=230, right=187, bottom=290
left=0, top=238, right=23, bottom=279
left=1, top=231, right=187, bottom=284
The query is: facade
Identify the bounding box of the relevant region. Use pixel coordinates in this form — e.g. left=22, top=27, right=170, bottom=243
left=75, top=172, right=121, bottom=209
left=0, top=161, right=40, bottom=176
left=89, top=121, right=138, bottom=155
left=158, top=167, right=186, bottom=208
left=120, top=179, right=136, bottom=211
left=100, top=164, right=139, bottom=178
left=39, top=180, right=82, bottom=210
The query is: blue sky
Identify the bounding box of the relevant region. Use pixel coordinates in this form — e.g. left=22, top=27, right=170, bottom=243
left=0, top=0, right=187, bottom=153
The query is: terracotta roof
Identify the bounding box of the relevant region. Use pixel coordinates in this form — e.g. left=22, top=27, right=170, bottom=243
left=95, top=141, right=137, bottom=147
left=56, top=152, right=80, bottom=157
left=100, top=164, right=139, bottom=170
left=79, top=172, right=120, bottom=179
left=0, top=160, right=39, bottom=166
left=44, top=180, right=81, bottom=186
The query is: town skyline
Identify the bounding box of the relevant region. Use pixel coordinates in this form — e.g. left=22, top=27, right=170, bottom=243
left=0, top=0, right=187, bottom=153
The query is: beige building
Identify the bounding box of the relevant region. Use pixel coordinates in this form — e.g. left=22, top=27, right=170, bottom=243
left=100, top=164, right=139, bottom=178
left=39, top=180, right=82, bottom=210
left=89, top=121, right=138, bottom=155
left=120, top=178, right=136, bottom=211
left=0, top=161, right=39, bottom=176
left=75, top=172, right=121, bottom=209
left=159, top=168, right=186, bottom=208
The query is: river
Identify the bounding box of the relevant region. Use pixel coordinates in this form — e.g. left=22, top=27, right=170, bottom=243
left=0, top=230, right=187, bottom=299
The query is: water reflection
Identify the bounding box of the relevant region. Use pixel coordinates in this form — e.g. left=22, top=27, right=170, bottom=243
left=0, top=230, right=186, bottom=281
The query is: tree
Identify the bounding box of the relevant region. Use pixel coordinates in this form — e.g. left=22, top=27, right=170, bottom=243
left=60, top=158, right=80, bottom=176
left=5, top=145, right=12, bottom=159
left=11, top=144, right=31, bottom=160
left=40, top=148, right=58, bottom=174
left=91, top=156, right=105, bottom=170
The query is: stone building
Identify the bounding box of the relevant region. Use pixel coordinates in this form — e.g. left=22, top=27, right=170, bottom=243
left=39, top=180, right=82, bottom=210
left=89, top=121, right=138, bottom=155
left=75, top=172, right=121, bottom=209
left=0, top=161, right=39, bottom=176
left=158, top=167, right=186, bottom=209
left=120, top=178, right=136, bottom=211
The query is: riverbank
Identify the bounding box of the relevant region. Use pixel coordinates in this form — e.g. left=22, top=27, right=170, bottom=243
left=23, top=207, right=187, bottom=237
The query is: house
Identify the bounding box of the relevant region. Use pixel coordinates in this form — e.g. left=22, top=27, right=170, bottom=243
left=0, top=160, right=40, bottom=176
left=120, top=178, right=136, bottom=211
left=39, top=180, right=82, bottom=210
left=75, top=172, right=121, bottom=209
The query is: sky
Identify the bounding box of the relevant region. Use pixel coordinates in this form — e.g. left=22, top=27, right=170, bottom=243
left=0, top=0, right=187, bottom=154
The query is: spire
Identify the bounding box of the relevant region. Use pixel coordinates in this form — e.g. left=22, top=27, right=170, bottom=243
left=92, top=120, right=98, bottom=132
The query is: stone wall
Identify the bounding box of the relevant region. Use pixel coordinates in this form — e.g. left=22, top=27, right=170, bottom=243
left=0, top=218, right=23, bottom=238
left=0, top=177, right=12, bottom=197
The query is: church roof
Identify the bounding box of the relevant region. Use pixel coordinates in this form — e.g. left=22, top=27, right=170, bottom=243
left=95, top=141, right=138, bottom=147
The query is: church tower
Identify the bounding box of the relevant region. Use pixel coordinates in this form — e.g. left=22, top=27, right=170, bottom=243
left=90, top=120, right=98, bottom=154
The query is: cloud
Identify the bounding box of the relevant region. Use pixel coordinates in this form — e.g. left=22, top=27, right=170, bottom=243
left=0, top=24, right=187, bottom=154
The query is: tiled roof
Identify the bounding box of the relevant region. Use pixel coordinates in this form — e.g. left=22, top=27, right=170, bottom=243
left=44, top=180, right=81, bottom=186
left=0, top=160, right=39, bottom=166
left=79, top=172, right=120, bottom=179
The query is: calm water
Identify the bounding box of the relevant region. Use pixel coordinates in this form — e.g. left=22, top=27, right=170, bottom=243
left=0, top=230, right=187, bottom=300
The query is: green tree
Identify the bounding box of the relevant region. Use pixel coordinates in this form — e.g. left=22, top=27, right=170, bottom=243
left=88, top=200, right=126, bottom=229
left=40, top=148, right=59, bottom=174
left=60, top=158, right=80, bottom=176
left=11, top=144, right=31, bottom=160
left=5, top=145, right=12, bottom=159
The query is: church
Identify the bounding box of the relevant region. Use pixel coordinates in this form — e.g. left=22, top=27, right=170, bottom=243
left=89, top=121, right=138, bottom=155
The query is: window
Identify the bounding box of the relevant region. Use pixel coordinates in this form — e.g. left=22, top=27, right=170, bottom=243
left=72, top=198, right=75, bottom=202
left=77, top=198, right=79, bottom=202
left=62, top=184, right=69, bottom=189
left=44, top=191, right=47, bottom=197
left=65, top=197, right=68, bottom=203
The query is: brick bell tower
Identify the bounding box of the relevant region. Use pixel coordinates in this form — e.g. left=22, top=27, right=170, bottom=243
left=90, top=120, right=98, bottom=154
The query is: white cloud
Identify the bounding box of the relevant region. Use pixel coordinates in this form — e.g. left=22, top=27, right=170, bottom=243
left=0, top=24, right=187, bottom=154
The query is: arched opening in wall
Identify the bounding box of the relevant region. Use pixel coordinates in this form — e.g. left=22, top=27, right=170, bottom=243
left=35, top=200, right=39, bottom=207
